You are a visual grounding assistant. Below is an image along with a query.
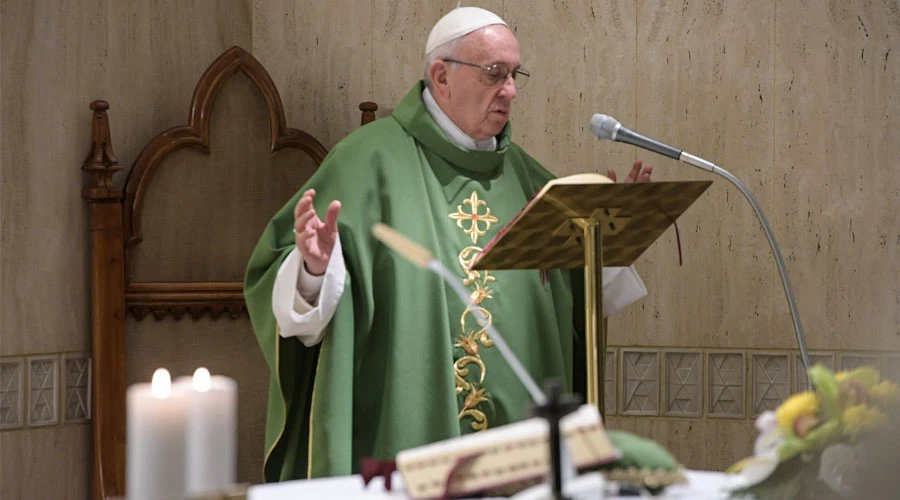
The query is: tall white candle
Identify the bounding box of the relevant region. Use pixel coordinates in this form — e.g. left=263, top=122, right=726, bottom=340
left=127, top=368, right=187, bottom=500
left=177, top=367, right=238, bottom=496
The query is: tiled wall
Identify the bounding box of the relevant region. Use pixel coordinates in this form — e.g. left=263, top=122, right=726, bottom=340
left=602, top=347, right=900, bottom=469
left=5, top=346, right=893, bottom=478
left=0, top=354, right=91, bottom=430
left=606, top=347, right=900, bottom=420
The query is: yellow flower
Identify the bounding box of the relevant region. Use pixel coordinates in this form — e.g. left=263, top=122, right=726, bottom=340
left=842, top=404, right=887, bottom=435
left=835, top=372, right=849, bottom=383
left=869, top=380, right=900, bottom=407
left=776, top=392, right=819, bottom=434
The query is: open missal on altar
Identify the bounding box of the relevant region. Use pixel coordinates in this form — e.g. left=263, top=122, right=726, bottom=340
left=396, top=404, right=618, bottom=499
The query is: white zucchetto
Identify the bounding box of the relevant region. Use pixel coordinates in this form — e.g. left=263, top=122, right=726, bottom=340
left=425, top=7, right=508, bottom=55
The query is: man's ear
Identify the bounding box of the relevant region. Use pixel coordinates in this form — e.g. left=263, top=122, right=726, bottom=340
left=429, top=60, right=450, bottom=96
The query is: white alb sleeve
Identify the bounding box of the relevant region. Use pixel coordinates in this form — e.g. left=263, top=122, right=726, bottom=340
left=297, top=263, right=325, bottom=304
left=602, top=265, right=647, bottom=316
left=271, top=236, right=346, bottom=347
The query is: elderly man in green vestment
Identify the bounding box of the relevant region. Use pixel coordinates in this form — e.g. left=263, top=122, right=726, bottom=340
left=245, top=7, right=657, bottom=482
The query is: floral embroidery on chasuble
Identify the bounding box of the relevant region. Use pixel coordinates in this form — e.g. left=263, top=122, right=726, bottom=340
left=449, top=190, right=501, bottom=431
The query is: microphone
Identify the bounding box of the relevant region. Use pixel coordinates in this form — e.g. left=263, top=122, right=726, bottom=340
left=588, top=114, right=813, bottom=384
left=589, top=114, right=718, bottom=172
left=589, top=114, right=681, bottom=160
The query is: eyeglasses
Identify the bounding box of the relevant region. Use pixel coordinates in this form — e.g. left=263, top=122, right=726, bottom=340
left=442, top=58, right=530, bottom=89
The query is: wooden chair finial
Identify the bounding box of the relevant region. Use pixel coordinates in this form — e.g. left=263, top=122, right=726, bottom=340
left=82, top=100, right=122, bottom=200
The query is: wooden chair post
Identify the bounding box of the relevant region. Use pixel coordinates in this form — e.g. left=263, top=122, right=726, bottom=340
left=82, top=100, right=127, bottom=500
left=360, top=101, right=378, bottom=125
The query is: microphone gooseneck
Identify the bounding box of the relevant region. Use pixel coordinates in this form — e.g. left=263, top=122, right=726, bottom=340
left=590, top=115, right=812, bottom=383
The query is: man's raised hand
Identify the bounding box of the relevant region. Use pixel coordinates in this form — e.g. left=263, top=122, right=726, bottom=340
left=607, top=160, right=653, bottom=183
left=293, top=189, right=341, bottom=276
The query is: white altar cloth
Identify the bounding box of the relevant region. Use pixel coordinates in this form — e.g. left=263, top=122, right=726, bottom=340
left=247, top=470, right=731, bottom=499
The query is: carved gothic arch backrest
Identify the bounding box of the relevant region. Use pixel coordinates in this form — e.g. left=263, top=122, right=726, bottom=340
left=123, top=45, right=328, bottom=249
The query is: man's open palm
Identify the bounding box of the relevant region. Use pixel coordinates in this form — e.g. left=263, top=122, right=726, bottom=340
left=607, top=160, right=653, bottom=183
left=294, top=189, right=341, bottom=276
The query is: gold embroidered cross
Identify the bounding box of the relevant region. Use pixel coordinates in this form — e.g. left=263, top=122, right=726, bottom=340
left=449, top=191, right=499, bottom=244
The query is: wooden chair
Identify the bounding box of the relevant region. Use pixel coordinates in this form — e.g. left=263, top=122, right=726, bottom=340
left=82, top=45, right=377, bottom=500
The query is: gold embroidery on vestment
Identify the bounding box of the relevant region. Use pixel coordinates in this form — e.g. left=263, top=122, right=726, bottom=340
left=449, top=190, right=499, bottom=430
left=453, top=355, right=485, bottom=395
left=459, top=246, right=495, bottom=286
left=460, top=307, right=494, bottom=347
left=449, top=191, right=499, bottom=244
left=460, top=386, right=490, bottom=431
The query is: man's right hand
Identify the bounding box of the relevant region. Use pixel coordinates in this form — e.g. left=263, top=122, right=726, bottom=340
left=607, top=160, right=653, bottom=183
left=293, top=189, right=341, bottom=276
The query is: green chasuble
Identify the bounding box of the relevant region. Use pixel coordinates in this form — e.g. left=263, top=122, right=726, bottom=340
left=245, top=82, right=583, bottom=482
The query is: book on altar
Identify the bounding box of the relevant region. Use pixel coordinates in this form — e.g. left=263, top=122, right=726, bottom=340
left=396, top=404, right=619, bottom=499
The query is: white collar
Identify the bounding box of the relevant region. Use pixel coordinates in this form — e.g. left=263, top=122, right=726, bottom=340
left=422, top=87, right=498, bottom=151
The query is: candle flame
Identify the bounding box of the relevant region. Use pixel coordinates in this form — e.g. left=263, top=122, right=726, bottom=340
left=193, top=367, right=211, bottom=392
left=151, top=368, right=171, bottom=399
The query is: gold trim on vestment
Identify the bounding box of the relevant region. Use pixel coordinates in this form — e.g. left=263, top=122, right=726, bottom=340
left=262, top=324, right=288, bottom=483
left=449, top=190, right=499, bottom=429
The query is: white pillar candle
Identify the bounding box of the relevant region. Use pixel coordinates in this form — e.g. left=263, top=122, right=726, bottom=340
left=177, top=367, right=238, bottom=496
left=127, top=368, right=188, bottom=500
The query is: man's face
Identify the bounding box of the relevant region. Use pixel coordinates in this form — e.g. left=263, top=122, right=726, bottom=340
left=441, top=25, right=521, bottom=141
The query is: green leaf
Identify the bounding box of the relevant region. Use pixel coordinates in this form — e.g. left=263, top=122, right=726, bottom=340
left=777, top=435, right=809, bottom=461
left=803, top=420, right=841, bottom=450
left=809, top=365, right=841, bottom=421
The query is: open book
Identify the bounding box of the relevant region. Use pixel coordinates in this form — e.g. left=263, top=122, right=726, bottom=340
left=533, top=172, right=615, bottom=197
left=396, top=404, right=619, bottom=499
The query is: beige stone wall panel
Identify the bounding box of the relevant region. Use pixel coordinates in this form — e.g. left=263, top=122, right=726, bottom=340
left=504, top=0, right=637, bottom=180
left=627, top=1, right=779, bottom=351
left=0, top=425, right=90, bottom=500
left=774, top=0, right=900, bottom=352
left=252, top=0, right=373, bottom=149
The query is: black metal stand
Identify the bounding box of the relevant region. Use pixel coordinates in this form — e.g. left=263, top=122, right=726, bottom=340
left=530, top=379, right=582, bottom=500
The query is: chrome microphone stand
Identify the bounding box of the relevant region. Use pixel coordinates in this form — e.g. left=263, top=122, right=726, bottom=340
left=679, top=153, right=812, bottom=384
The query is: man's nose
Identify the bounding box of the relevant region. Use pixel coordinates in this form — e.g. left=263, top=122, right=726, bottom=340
left=500, top=74, right=517, bottom=99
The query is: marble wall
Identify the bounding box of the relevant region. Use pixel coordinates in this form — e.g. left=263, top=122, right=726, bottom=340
left=2, top=0, right=898, bottom=498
